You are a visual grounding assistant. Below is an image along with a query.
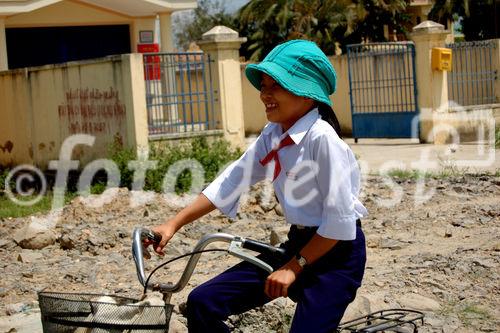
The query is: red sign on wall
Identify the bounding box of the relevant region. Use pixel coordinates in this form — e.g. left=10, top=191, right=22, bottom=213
left=138, top=43, right=161, bottom=80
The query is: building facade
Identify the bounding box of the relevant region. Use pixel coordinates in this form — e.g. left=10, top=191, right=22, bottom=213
left=0, top=0, right=197, bottom=71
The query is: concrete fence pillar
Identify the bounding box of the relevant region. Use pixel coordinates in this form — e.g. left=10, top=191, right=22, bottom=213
left=0, top=17, right=8, bottom=71
left=198, top=26, right=247, bottom=148
left=410, top=21, right=450, bottom=143
left=121, top=53, right=149, bottom=154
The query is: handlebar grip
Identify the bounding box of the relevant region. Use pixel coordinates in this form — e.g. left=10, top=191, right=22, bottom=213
left=242, top=238, right=287, bottom=258
left=145, top=230, right=162, bottom=244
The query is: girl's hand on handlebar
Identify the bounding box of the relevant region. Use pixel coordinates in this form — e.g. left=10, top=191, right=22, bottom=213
left=144, top=222, right=177, bottom=256
left=264, top=260, right=302, bottom=299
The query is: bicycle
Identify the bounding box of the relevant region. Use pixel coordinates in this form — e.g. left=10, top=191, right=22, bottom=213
left=38, top=227, right=424, bottom=332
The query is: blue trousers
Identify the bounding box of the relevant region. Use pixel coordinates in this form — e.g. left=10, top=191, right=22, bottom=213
left=186, top=222, right=366, bottom=333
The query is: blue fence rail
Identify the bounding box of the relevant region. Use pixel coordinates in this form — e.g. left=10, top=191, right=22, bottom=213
left=446, top=40, right=497, bottom=107
left=143, top=52, right=219, bottom=138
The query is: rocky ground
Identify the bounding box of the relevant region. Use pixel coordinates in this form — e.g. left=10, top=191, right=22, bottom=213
left=0, top=175, right=499, bottom=332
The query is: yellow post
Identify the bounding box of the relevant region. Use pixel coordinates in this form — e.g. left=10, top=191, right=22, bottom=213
left=410, top=21, right=450, bottom=143
left=198, top=26, right=247, bottom=148
left=121, top=54, right=149, bottom=153
left=0, top=17, right=8, bottom=71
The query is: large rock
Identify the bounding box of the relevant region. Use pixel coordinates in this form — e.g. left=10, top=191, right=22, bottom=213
left=17, top=250, right=43, bottom=263
left=342, top=292, right=388, bottom=322
left=168, top=313, right=188, bottom=333
left=13, top=219, right=57, bottom=250
left=397, top=293, right=441, bottom=311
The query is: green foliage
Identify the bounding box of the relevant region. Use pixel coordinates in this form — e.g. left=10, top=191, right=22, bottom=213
left=0, top=192, right=77, bottom=219
left=174, top=0, right=238, bottom=51
left=172, top=0, right=411, bottom=60
left=0, top=167, right=8, bottom=192
left=439, top=301, right=492, bottom=327
left=109, top=139, right=137, bottom=188
left=429, top=0, right=499, bottom=41
left=384, top=169, right=430, bottom=179
left=146, top=137, right=241, bottom=194
left=90, top=183, right=107, bottom=195
left=107, top=136, right=241, bottom=195
left=237, top=0, right=410, bottom=60
left=381, top=167, right=478, bottom=179
left=0, top=195, right=53, bottom=219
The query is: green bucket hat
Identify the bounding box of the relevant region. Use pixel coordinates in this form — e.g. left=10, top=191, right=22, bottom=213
left=245, top=39, right=337, bottom=106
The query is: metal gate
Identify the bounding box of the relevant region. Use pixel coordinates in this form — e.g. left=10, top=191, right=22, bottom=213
left=143, top=52, right=218, bottom=139
left=446, top=39, right=497, bottom=107
left=347, top=42, right=419, bottom=141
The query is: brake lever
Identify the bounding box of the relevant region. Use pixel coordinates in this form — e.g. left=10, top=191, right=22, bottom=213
left=228, top=237, right=273, bottom=274
left=142, top=229, right=162, bottom=259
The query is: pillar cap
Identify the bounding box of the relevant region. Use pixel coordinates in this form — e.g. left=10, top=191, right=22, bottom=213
left=412, top=20, right=445, bottom=33
left=199, top=25, right=247, bottom=45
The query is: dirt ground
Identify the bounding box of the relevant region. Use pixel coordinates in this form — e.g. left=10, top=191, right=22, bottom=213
left=0, top=174, right=499, bottom=332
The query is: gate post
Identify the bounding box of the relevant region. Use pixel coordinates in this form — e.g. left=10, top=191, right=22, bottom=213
left=0, top=17, right=8, bottom=71
left=198, top=26, right=247, bottom=148
left=410, top=21, right=450, bottom=143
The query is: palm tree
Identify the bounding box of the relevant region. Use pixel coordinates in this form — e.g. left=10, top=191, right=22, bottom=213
left=238, top=0, right=357, bottom=60
left=289, top=0, right=359, bottom=55
left=237, top=0, right=410, bottom=61
left=238, top=0, right=294, bottom=61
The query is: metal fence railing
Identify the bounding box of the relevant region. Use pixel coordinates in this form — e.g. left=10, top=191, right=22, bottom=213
left=143, top=52, right=219, bottom=138
left=446, top=40, right=498, bottom=107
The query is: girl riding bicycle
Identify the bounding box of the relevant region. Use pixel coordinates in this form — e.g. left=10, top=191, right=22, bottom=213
left=145, top=39, right=367, bottom=333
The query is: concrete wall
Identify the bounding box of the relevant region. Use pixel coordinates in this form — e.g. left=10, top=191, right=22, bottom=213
left=0, top=54, right=148, bottom=168
left=433, top=105, right=500, bottom=144
left=241, top=55, right=353, bottom=135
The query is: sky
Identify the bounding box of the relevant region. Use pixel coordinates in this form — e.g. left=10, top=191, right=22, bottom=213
left=225, top=0, right=250, bottom=13
left=170, top=0, right=250, bottom=49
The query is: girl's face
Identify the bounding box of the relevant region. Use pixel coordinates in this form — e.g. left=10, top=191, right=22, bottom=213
left=260, top=74, right=315, bottom=132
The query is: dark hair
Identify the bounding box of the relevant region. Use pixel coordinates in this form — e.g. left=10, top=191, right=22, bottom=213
left=317, top=103, right=342, bottom=138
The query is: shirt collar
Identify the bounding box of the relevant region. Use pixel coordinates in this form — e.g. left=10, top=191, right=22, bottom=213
left=285, top=108, right=319, bottom=144
left=261, top=108, right=319, bottom=142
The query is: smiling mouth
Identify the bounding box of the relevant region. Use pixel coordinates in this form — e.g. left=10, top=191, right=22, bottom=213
left=265, top=103, right=278, bottom=112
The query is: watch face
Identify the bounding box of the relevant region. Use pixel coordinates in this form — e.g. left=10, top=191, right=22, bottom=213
left=297, top=256, right=307, bottom=267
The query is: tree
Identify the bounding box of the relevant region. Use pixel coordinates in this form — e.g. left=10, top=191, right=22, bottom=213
left=237, top=0, right=410, bottom=61
left=428, top=0, right=499, bottom=40
left=173, top=0, right=237, bottom=51
left=345, top=0, right=410, bottom=46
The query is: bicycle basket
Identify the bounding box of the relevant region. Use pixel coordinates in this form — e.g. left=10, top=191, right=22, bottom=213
left=38, top=291, right=173, bottom=333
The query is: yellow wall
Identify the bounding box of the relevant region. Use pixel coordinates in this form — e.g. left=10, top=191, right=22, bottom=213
left=240, top=63, right=267, bottom=135
left=330, top=55, right=351, bottom=134
left=0, top=54, right=148, bottom=168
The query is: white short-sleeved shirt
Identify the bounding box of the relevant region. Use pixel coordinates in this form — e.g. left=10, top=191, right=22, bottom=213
left=202, top=109, right=368, bottom=240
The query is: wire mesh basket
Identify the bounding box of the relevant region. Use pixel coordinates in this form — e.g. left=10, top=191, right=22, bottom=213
left=38, top=291, right=173, bottom=333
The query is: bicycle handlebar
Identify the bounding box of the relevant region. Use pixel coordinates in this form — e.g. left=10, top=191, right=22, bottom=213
left=132, top=228, right=286, bottom=294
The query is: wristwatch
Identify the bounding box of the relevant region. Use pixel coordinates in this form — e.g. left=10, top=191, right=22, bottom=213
left=295, top=254, right=308, bottom=268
